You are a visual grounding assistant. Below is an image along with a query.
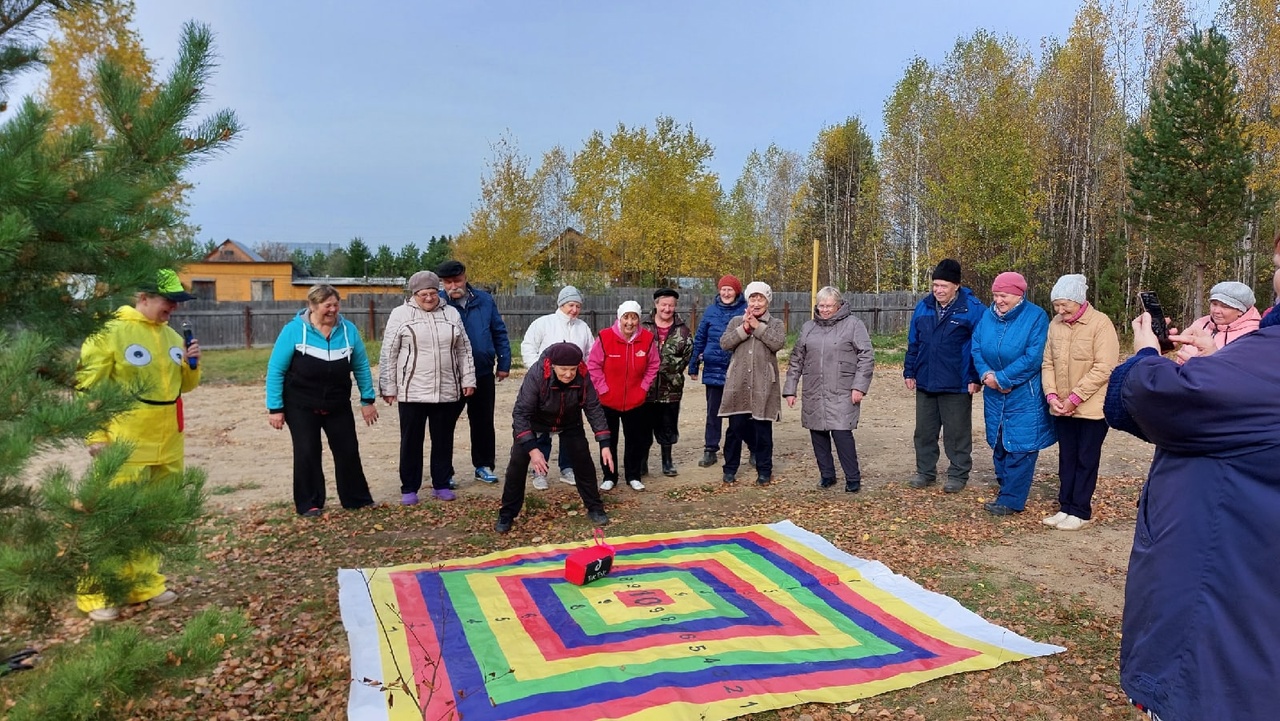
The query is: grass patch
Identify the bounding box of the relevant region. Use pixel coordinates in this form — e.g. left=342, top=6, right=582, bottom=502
left=209, top=481, right=264, bottom=496
left=199, top=341, right=383, bottom=385
left=872, top=330, right=909, bottom=365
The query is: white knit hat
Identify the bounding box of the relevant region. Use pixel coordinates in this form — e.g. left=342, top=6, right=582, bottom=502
left=743, top=281, right=772, bottom=303
left=1050, top=274, right=1087, bottom=304
left=617, top=300, right=642, bottom=319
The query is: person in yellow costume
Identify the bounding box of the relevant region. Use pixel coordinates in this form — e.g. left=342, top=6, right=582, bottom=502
left=75, top=269, right=201, bottom=622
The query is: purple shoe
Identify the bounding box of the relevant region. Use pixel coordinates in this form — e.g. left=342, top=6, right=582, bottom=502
left=401, top=492, right=419, bottom=506
left=433, top=488, right=456, bottom=501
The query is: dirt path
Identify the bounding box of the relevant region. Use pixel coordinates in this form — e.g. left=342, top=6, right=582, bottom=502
left=27, top=366, right=1152, bottom=615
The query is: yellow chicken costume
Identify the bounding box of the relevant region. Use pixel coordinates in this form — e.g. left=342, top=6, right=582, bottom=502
left=75, top=271, right=200, bottom=614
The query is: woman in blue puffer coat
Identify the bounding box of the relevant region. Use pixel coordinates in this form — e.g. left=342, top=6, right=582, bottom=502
left=687, top=275, right=746, bottom=468
left=971, top=271, right=1055, bottom=515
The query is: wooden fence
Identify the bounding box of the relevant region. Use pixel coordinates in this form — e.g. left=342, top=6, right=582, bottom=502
left=169, top=290, right=923, bottom=349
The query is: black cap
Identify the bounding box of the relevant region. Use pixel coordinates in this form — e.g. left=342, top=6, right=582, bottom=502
left=653, top=288, right=679, bottom=301
left=436, top=259, right=466, bottom=278
left=932, top=258, right=962, bottom=285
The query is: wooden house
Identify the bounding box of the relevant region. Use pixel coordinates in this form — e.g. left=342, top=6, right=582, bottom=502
left=179, top=239, right=406, bottom=301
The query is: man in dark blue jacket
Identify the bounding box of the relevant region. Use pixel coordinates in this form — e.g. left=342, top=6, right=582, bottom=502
left=902, top=259, right=984, bottom=492
left=1106, top=314, right=1280, bottom=721
left=438, top=260, right=511, bottom=485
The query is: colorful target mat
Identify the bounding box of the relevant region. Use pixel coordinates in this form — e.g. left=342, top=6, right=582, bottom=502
left=339, top=521, right=1063, bottom=720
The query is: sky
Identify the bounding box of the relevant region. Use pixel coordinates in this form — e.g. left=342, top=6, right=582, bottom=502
left=6, top=0, right=1123, bottom=252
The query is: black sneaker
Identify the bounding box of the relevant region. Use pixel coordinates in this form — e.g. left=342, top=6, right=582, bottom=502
left=755, top=473, right=770, bottom=486
left=301, top=507, right=322, bottom=518
left=819, top=478, right=836, bottom=489
left=698, top=450, right=717, bottom=467
left=943, top=479, right=966, bottom=493
left=587, top=509, right=609, bottom=526
left=494, top=517, right=513, bottom=533
left=845, top=481, right=862, bottom=493
left=722, top=473, right=736, bottom=484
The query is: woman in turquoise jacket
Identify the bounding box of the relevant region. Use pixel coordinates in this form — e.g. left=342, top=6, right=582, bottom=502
left=971, top=272, right=1055, bottom=515
left=266, top=284, right=379, bottom=516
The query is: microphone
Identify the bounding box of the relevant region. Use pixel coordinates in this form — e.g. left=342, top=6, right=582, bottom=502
left=181, top=321, right=198, bottom=369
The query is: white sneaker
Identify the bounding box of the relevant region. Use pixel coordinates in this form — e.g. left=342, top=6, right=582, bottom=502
left=1042, top=511, right=1068, bottom=527
left=532, top=474, right=549, bottom=490
left=1055, top=515, right=1089, bottom=531
left=628, top=479, right=646, bottom=491
left=600, top=480, right=615, bottom=491
left=149, top=590, right=179, bottom=607
left=559, top=468, right=577, bottom=485
left=88, top=607, right=120, bottom=622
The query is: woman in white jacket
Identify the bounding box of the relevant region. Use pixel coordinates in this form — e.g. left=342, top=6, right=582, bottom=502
left=518, top=285, right=593, bottom=489
left=379, top=271, right=477, bottom=504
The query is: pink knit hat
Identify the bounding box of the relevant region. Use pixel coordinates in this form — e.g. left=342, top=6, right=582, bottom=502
left=991, top=272, right=1027, bottom=296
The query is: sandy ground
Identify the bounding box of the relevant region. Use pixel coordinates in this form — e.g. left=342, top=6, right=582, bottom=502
left=27, top=367, right=1153, bottom=615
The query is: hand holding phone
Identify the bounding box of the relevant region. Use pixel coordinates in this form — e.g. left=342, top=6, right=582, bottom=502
left=1138, top=292, right=1175, bottom=352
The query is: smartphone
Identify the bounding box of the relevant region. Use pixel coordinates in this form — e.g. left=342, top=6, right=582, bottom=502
left=1138, top=291, right=1175, bottom=352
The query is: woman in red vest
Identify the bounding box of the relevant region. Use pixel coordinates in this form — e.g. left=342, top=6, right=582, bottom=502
left=587, top=300, right=659, bottom=491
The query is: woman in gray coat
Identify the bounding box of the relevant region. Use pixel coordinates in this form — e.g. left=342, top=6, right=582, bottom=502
left=783, top=287, right=874, bottom=492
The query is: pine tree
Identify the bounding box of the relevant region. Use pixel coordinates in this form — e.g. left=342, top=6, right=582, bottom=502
left=1126, top=27, right=1257, bottom=317
left=0, top=3, right=245, bottom=715
left=420, top=234, right=453, bottom=271
left=345, top=236, right=372, bottom=277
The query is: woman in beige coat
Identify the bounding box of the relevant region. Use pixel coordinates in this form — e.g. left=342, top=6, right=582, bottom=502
left=783, top=287, right=874, bottom=493
left=378, top=271, right=476, bottom=504
left=1040, top=274, right=1118, bottom=531
left=718, top=281, right=786, bottom=485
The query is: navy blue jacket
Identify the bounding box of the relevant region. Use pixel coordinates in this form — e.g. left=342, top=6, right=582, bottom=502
left=1105, top=329, right=1280, bottom=721
left=440, top=284, right=511, bottom=378
left=903, top=287, right=984, bottom=393
left=688, top=294, right=747, bottom=386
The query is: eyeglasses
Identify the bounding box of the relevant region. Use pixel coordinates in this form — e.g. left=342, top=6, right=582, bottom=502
left=816, top=303, right=839, bottom=310
left=414, top=290, right=437, bottom=298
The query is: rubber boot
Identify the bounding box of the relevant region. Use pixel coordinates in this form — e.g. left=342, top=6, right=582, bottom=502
left=661, top=444, right=678, bottom=476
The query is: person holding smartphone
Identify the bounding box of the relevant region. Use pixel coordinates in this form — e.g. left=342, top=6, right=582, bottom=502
left=1105, top=312, right=1280, bottom=721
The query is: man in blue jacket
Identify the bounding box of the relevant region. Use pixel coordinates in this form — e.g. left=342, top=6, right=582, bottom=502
left=902, top=259, right=984, bottom=493
left=438, top=260, right=511, bottom=485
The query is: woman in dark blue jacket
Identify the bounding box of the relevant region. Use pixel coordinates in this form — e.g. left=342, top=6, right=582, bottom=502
left=971, top=272, right=1055, bottom=515
left=1107, top=315, right=1280, bottom=721
left=687, top=275, right=746, bottom=467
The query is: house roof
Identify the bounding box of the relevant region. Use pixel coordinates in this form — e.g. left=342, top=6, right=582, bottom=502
left=205, top=239, right=266, bottom=263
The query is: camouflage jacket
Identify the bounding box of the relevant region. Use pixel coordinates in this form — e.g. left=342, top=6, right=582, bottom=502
left=641, top=312, right=693, bottom=403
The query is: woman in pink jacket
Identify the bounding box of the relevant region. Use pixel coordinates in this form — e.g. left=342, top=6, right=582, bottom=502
left=1175, top=281, right=1261, bottom=363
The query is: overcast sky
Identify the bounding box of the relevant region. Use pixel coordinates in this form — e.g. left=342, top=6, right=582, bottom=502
left=5, top=1, right=1183, bottom=252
